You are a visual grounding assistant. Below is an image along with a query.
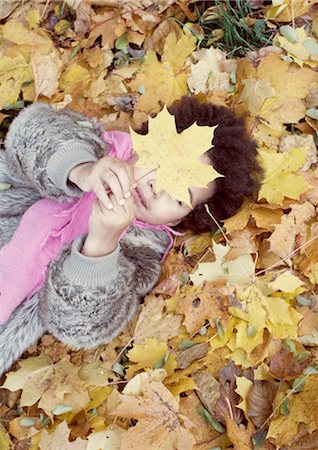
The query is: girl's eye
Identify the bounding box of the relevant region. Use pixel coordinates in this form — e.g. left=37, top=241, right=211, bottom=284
left=177, top=200, right=183, bottom=206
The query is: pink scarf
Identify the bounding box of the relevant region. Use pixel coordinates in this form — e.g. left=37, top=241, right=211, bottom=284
left=0, top=131, right=178, bottom=324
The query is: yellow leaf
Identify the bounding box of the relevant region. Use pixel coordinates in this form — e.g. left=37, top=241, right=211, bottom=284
left=0, top=54, right=32, bottom=108
left=2, top=21, right=52, bottom=53
left=235, top=376, right=253, bottom=412
left=87, top=426, right=126, bottom=450
left=131, top=105, right=221, bottom=206
left=111, top=377, right=196, bottom=450
left=130, top=32, right=196, bottom=113
left=59, top=63, right=91, bottom=95
left=38, top=421, right=87, bottom=450
left=270, top=272, right=303, bottom=293
left=163, top=32, right=196, bottom=71
left=267, top=376, right=318, bottom=446
left=31, top=51, right=63, bottom=98
left=2, top=355, right=53, bottom=407
left=0, top=424, right=13, bottom=450
left=168, top=376, right=197, bottom=396
left=239, top=78, right=276, bottom=115
left=258, top=147, right=310, bottom=204
left=126, top=338, right=168, bottom=378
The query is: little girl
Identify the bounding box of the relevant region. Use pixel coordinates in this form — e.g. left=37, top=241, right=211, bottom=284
left=0, top=96, right=262, bottom=377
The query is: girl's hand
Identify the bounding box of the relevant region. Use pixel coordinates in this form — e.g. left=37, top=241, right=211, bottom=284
left=81, top=193, right=135, bottom=257
left=68, top=157, right=134, bottom=209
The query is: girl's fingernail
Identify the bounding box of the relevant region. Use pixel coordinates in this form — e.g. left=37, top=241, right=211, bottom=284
left=124, top=192, right=131, bottom=198
left=119, top=199, right=125, bottom=205
left=107, top=203, right=113, bottom=209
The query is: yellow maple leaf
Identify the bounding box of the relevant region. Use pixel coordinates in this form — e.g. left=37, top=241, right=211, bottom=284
left=274, top=26, right=318, bottom=67
left=129, top=32, right=196, bottom=113
left=111, top=377, right=196, bottom=450
left=126, top=338, right=168, bottom=378
left=238, top=78, right=276, bottom=115
left=258, top=147, right=310, bottom=204
left=267, top=376, right=318, bottom=447
left=131, top=106, right=222, bottom=205
left=0, top=54, right=32, bottom=108
left=269, top=272, right=304, bottom=293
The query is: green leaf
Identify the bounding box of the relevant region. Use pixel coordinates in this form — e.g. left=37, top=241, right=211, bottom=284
left=280, top=25, right=298, bottom=43
left=252, top=430, right=267, bottom=450
left=294, top=351, right=310, bottom=362
left=216, top=319, right=224, bottom=337
left=280, top=398, right=290, bottom=416
left=20, top=418, right=36, bottom=427
left=115, top=33, right=128, bottom=50
left=247, top=325, right=257, bottom=337
left=199, top=326, right=208, bottom=336
left=53, top=404, right=73, bottom=415
left=178, top=339, right=196, bottom=350
left=154, top=355, right=166, bottom=369
left=197, top=405, right=225, bottom=433
left=112, top=362, right=125, bottom=377
left=3, top=100, right=24, bottom=110
left=304, top=364, right=318, bottom=375
left=292, top=377, right=305, bottom=393
left=306, top=108, right=318, bottom=120
left=302, top=39, right=318, bottom=55
left=283, top=339, right=296, bottom=354
left=296, top=295, right=311, bottom=306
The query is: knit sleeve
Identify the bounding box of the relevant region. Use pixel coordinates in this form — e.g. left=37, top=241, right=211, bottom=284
left=38, top=228, right=170, bottom=349
left=4, top=103, right=108, bottom=200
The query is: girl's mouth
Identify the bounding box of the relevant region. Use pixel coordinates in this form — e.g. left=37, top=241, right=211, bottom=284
left=133, top=187, right=148, bottom=208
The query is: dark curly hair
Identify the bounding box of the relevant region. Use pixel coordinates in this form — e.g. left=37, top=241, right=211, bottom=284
left=167, top=96, right=263, bottom=234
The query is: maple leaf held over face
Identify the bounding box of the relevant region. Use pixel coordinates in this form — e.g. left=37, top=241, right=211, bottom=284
left=130, top=106, right=223, bottom=206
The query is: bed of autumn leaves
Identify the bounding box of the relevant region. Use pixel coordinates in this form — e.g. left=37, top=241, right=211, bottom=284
left=1, top=0, right=318, bottom=449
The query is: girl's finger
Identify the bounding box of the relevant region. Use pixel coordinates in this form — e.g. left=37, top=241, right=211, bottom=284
left=101, top=170, right=125, bottom=206
left=94, top=178, right=113, bottom=210
left=111, top=163, right=133, bottom=198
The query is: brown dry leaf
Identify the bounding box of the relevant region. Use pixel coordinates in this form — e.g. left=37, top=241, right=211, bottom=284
left=133, top=295, right=182, bottom=344
left=179, top=391, right=231, bottom=449
left=226, top=229, right=257, bottom=260
left=31, top=51, right=63, bottom=98
left=9, top=416, right=41, bottom=441
left=268, top=348, right=311, bottom=380
left=284, top=426, right=318, bottom=450
left=111, top=377, right=196, bottom=450
left=225, top=416, right=253, bottom=450
left=192, top=370, right=220, bottom=414
left=214, top=361, right=244, bottom=424
left=268, top=201, right=316, bottom=259
left=175, top=343, right=209, bottom=370
left=246, top=380, right=277, bottom=428
left=39, top=421, right=87, bottom=450
left=175, top=283, right=230, bottom=334
left=267, top=376, right=318, bottom=447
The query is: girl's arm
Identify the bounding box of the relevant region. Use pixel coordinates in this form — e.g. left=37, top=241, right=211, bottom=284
left=4, top=103, right=107, bottom=200
left=38, top=228, right=169, bottom=349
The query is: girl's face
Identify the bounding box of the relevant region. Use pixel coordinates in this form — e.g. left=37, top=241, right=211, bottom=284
left=130, top=154, right=216, bottom=226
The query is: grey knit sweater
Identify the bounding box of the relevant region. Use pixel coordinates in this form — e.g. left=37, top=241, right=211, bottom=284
left=0, top=103, right=169, bottom=377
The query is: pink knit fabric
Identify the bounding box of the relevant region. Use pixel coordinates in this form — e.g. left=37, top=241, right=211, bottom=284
left=0, top=131, right=178, bottom=324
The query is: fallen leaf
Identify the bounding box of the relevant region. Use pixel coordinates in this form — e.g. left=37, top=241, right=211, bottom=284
left=39, top=421, right=87, bottom=450
left=175, top=282, right=230, bottom=334
left=268, top=348, right=311, bottom=380
left=192, top=370, right=220, bottom=414
left=126, top=338, right=168, bottom=378
left=267, top=376, right=318, bottom=446
left=111, top=377, right=196, bottom=450
left=239, top=78, right=276, bottom=115
left=31, top=51, right=63, bottom=98
left=225, top=415, right=253, bottom=449
left=133, top=295, right=182, bottom=344
left=258, top=147, right=311, bottom=205
left=246, top=380, right=277, bottom=427
left=86, top=426, right=126, bottom=450
left=176, top=343, right=209, bottom=369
